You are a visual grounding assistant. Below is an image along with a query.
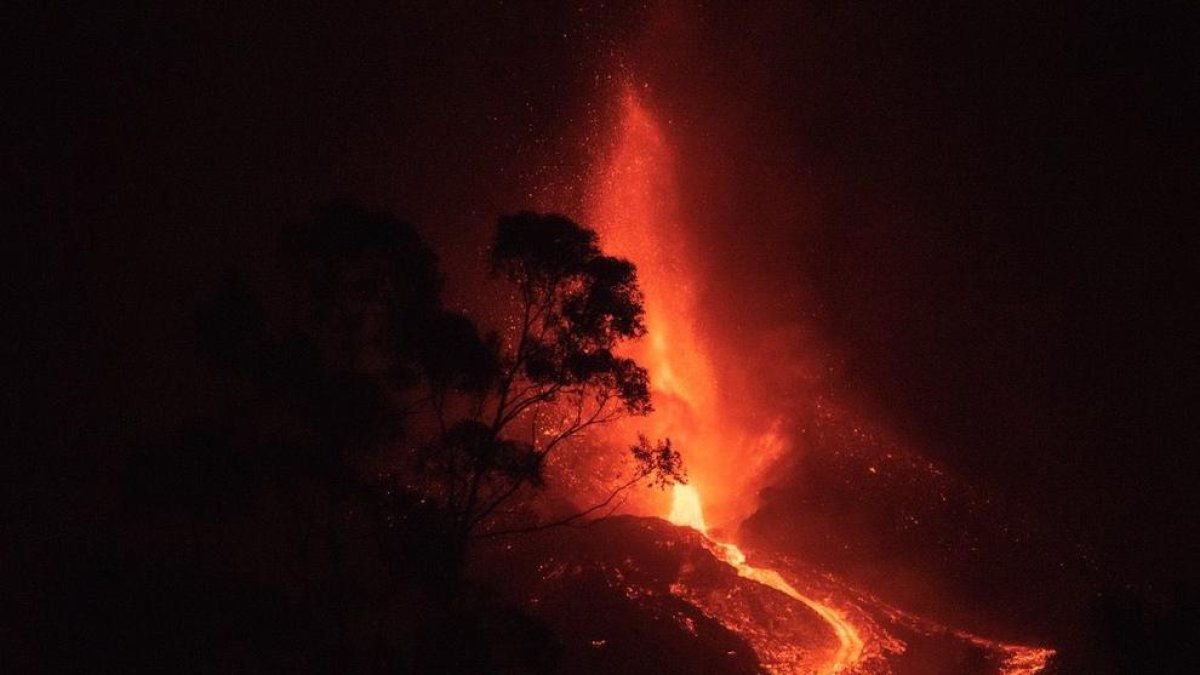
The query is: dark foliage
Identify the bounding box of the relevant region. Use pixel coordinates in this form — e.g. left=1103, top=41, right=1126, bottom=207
left=630, top=435, right=685, bottom=490
left=408, top=211, right=663, bottom=542
left=490, top=212, right=649, bottom=415
left=9, top=202, right=682, bottom=673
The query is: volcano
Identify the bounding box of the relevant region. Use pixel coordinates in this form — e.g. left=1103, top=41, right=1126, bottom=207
left=499, top=79, right=1057, bottom=674
left=13, top=3, right=1192, bottom=673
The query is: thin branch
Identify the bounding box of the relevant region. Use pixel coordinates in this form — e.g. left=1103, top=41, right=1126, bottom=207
left=491, top=282, right=536, bottom=431
left=471, top=472, right=645, bottom=539
left=467, top=476, right=527, bottom=529
left=394, top=394, right=433, bottom=418
left=429, top=385, right=448, bottom=437
left=505, top=380, right=547, bottom=411
left=537, top=389, right=586, bottom=453
left=564, top=492, right=630, bottom=529
left=540, top=389, right=619, bottom=457
left=495, top=382, right=564, bottom=431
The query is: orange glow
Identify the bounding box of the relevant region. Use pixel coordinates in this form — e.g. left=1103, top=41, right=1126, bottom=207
left=667, top=483, right=707, bottom=531
left=585, top=86, right=864, bottom=671
left=577, top=79, right=1054, bottom=674
left=670, top=484, right=865, bottom=673
left=965, top=637, right=1058, bottom=675
left=587, top=84, right=714, bottom=449
left=585, top=83, right=786, bottom=527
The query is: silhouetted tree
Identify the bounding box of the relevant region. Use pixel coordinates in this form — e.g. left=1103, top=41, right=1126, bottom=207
left=405, top=211, right=682, bottom=543
left=277, top=205, right=681, bottom=669
left=96, top=202, right=685, bottom=673
left=189, top=203, right=682, bottom=552
left=164, top=204, right=473, bottom=667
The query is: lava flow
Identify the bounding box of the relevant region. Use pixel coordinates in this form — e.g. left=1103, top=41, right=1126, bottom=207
left=670, top=483, right=865, bottom=673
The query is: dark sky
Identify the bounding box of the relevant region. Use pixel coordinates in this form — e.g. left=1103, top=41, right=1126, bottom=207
left=9, top=0, right=1198, bottom=598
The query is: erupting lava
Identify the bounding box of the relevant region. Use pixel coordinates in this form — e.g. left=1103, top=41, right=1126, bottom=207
left=587, top=82, right=866, bottom=673
left=670, top=484, right=866, bottom=673
left=585, top=82, right=787, bottom=528
left=575, top=79, right=1055, bottom=674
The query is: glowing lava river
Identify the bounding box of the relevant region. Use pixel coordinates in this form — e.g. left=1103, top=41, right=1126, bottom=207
left=659, top=482, right=1054, bottom=674
left=669, top=484, right=865, bottom=673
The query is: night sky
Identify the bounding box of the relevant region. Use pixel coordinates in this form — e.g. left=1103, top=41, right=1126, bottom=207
left=9, top=0, right=1198, bottom=653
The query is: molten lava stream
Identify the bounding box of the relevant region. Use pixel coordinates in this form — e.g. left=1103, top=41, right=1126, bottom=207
left=669, top=484, right=865, bottom=674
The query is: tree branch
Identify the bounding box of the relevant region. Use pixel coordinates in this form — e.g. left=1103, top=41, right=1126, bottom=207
left=539, top=389, right=618, bottom=457
left=495, top=382, right=564, bottom=431
left=467, top=476, right=527, bottom=530
left=471, top=471, right=645, bottom=539
left=491, top=281, right=536, bottom=432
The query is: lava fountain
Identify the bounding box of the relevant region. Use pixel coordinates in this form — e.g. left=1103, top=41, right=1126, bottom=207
left=585, top=83, right=786, bottom=527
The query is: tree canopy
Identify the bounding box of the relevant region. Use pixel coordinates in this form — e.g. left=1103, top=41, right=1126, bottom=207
left=416, top=210, right=679, bottom=540
left=193, top=202, right=682, bottom=545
